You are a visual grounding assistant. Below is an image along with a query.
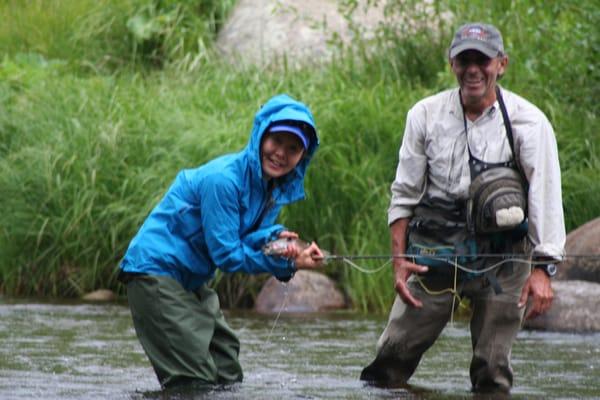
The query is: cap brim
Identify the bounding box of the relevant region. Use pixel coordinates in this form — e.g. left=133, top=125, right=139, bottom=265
left=449, top=41, right=499, bottom=59
left=269, top=125, right=309, bottom=149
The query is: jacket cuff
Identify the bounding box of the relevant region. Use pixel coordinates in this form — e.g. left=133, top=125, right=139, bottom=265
left=275, top=258, right=296, bottom=282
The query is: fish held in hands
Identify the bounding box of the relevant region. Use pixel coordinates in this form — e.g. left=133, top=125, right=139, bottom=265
left=262, top=237, right=328, bottom=261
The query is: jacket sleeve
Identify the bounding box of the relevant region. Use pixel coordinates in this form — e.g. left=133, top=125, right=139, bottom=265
left=242, top=224, right=285, bottom=249
left=199, top=173, right=295, bottom=279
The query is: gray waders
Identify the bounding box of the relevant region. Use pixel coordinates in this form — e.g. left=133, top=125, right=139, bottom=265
left=361, top=239, right=530, bottom=392
left=125, top=274, right=243, bottom=388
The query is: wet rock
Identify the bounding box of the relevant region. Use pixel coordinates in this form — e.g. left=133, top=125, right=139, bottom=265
left=82, top=289, right=116, bottom=302
left=254, top=270, right=346, bottom=313
left=523, top=280, right=600, bottom=333
left=557, top=217, right=600, bottom=283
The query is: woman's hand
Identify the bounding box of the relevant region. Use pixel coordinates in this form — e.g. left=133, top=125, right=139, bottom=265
left=274, top=231, right=303, bottom=259
left=278, top=230, right=299, bottom=239
left=274, top=231, right=323, bottom=269
left=294, top=242, right=324, bottom=269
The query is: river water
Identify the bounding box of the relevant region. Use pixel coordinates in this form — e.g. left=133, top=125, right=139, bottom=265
left=0, top=300, right=598, bottom=399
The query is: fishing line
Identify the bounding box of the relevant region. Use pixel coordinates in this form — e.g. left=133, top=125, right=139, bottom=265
left=433, top=257, right=537, bottom=275
left=338, top=256, right=536, bottom=275
left=264, top=251, right=598, bottom=355
left=266, top=283, right=290, bottom=344
left=325, top=253, right=600, bottom=261
left=325, top=253, right=600, bottom=276
left=339, top=257, right=391, bottom=273
left=264, top=258, right=387, bottom=349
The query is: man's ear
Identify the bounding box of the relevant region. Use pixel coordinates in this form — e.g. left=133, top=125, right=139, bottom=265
left=497, top=55, right=509, bottom=79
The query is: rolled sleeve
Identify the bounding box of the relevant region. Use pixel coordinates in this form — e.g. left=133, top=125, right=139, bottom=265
left=517, top=112, right=566, bottom=260
left=387, top=106, right=428, bottom=225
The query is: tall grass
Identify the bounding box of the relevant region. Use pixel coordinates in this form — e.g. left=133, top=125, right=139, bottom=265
left=0, top=0, right=237, bottom=72
left=0, top=0, right=598, bottom=311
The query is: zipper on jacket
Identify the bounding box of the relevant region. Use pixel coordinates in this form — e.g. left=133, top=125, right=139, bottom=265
left=249, top=180, right=276, bottom=233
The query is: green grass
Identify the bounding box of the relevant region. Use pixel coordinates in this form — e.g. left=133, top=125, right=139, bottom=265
left=0, top=0, right=237, bottom=72
left=0, top=0, right=598, bottom=311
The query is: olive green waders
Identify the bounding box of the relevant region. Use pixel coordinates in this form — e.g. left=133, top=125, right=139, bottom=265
left=126, top=275, right=243, bottom=388
left=360, top=251, right=530, bottom=392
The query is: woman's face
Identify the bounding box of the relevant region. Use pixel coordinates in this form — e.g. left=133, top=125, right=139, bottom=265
left=261, top=132, right=305, bottom=179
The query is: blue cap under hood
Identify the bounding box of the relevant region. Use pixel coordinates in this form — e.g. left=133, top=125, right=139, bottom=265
left=246, top=94, right=319, bottom=203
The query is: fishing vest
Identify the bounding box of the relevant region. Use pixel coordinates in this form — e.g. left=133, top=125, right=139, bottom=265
left=406, top=87, right=528, bottom=292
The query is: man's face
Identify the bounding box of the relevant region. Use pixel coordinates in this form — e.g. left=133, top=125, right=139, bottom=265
left=450, top=50, right=508, bottom=107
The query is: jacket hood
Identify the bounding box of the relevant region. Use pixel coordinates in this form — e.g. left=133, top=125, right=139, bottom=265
left=246, top=94, right=319, bottom=201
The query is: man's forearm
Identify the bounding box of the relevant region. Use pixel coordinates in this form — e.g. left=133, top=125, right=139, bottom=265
left=390, top=218, right=410, bottom=265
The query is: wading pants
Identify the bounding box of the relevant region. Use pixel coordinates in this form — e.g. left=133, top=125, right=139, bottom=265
left=360, top=254, right=530, bottom=392
left=126, top=275, right=243, bottom=388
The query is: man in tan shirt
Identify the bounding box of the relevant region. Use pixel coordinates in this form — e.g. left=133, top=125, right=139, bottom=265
left=361, top=23, right=565, bottom=393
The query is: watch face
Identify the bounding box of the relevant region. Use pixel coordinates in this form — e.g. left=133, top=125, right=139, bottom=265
left=547, top=263, right=558, bottom=277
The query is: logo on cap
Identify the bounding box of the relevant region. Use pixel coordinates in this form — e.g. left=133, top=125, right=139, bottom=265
left=461, top=26, right=488, bottom=41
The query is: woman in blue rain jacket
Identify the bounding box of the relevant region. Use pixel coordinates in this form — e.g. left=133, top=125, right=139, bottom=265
left=119, top=94, right=324, bottom=388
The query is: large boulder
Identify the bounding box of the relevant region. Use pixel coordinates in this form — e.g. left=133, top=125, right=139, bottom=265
left=254, top=270, right=346, bottom=313
left=216, top=0, right=385, bottom=68
left=556, top=217, right=600, bottom=283
left=216, top=0, right=451, bottom=68
left=523, top=280, right=600, bottom=333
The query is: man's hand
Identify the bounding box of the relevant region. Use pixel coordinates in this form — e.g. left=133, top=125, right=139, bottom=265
left=389, top=218, right=428, bottom=308
left=518, top=268, right=554, bottom=319
left=394, top=258, right=428, bottom=308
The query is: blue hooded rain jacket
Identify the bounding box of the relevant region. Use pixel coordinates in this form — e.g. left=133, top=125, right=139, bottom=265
left=120, top=94, right=319, bottom=291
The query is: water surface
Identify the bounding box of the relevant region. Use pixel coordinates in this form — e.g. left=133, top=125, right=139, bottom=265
left=0, top=300, right=598, bottom=399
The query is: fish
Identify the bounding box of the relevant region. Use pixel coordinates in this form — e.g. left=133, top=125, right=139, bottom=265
left=262, top=237, right=311, bottom=255
left=262, top=237, right=329, bottom=260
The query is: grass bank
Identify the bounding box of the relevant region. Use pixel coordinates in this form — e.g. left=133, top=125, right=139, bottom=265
left=0, top=0, right=598, bottom=311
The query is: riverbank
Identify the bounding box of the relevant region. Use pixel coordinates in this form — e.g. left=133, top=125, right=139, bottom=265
left=1, top=1, right=598, bottom=311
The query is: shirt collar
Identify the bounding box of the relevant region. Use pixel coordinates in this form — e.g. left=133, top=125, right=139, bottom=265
left=449, top=88, right=499, bottom=120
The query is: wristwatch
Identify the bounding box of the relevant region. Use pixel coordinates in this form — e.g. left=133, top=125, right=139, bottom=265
left=535, top=263, right=557, bottom=277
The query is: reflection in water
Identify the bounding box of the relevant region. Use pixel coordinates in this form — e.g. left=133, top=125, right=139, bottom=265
left=0, top=301, right=598, bottom=399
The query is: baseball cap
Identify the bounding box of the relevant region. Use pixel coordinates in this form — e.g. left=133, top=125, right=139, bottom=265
left=449, top=23, right=504, bottom=59
left=269, top=124, right=310, bottom=149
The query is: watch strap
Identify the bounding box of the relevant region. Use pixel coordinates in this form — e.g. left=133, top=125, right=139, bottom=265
left=534, top=263, right=557, bottom=277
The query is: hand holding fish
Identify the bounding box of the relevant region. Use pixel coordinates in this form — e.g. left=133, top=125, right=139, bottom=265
left=277, top=230, right=299, bottom=240
left=262, top=233, right=325, bottom=269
